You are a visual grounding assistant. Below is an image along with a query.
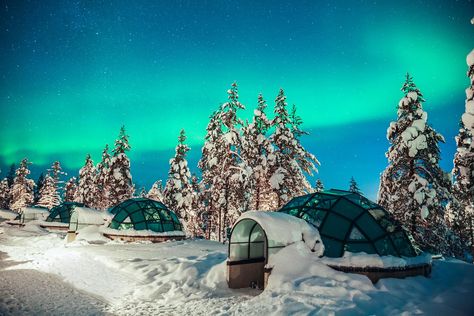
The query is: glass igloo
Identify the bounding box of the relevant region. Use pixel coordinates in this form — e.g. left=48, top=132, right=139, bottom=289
left=279, top=189, right=419, bottom=258
left=108, top=198, right=183, bottom=233
left=46, top=202, right=85, bottom=224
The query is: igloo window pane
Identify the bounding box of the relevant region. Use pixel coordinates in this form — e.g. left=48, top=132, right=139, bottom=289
left=320, top=213, right=351, bottom=240
left=390, top=232, right=416, bottom=257
left=250, top=225, right=265, bottom=242
left=229, top=244, right=249, bottom=261
left=231, top=219, right=256, bottom=243
left=322, top=238, right=343, bottom=257
left=134, top=221, right=147, bottom=230
left=345, top=242, right=376, bottom=254
left=301, top=209, right=326, bottom=228
left=119, top=223, right=133, bottom=230
left=282, top=195, right=312, bottom=209
left=162, top=222, right=175, bottom=231
left=356, top=213, right=385, bottom=240
left=375, top=237, right=397, bottom=256
left=130, top=211, right=145, bottom=223
left=148, top=222, right=163, bottom=232
left=249, top=242, right=264, bottom=259
left=332, top=198, right=364, bottom=220
left=349, top=226, right=366, bottom=241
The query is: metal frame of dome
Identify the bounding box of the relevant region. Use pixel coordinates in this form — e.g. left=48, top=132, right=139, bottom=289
left=46, top=202, right=85, bottom=223
left=108, top=198, right=183, bottom=233
left=279, top=189, right=418, bottom=258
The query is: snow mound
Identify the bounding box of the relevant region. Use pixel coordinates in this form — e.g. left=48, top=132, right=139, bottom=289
left=0, top=209, right=19, bottom=220
left=100, top=226, right=186, bottom=237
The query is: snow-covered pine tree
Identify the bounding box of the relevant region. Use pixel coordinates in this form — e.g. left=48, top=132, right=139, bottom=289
left=241, top=94, right=275, bottom=211
left=315, top=179, right=324, bottom=192
left=108, top=126, right=134, bottom=207
left=94, top=144, right=112, bottom=210
left=449, top=48, right=474, bottom=251
left=9, top=158, right=35, bottom=212
left=378, top=74, right=452, bottom=255
left=74, top=154, right=97, bottom=207
left=37, top=161, right=65, bottom=209
left=0, top=178, right=11, bottom=209
left=138, top=187, right=147, bottom=198
left=186, top=174, right=203, bottom=237
left=198, top=110, right=223, bottom=240
left=33, top=173, right=45, bottom=204
left=349, top=177, right=361, bottom=194
left=269, top=89, right=319, bottom=208
left=6, top=163, right=15, bottom=188
left=164, top=129, right=194, bottom=224
left=64, top=177, right=78, bottom=202
left=147, top=180, right=164, bottom=202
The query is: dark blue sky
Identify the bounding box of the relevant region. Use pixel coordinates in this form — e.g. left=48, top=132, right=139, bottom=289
left=0, top=0, right=473, bottom=200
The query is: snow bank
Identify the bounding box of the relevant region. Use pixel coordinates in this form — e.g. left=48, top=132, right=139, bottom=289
left=100, top=227, right=185, bottom=237
left=321, top=251, right=432, bottom=269
left=238, top=211, right=323, bottom=254
left=0, top=209, right=19, bottom=220
left=70, top=225, right=111, bottom=244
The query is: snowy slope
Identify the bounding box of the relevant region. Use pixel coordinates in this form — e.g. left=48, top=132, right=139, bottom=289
left=0, top=223, right=473, bottom=315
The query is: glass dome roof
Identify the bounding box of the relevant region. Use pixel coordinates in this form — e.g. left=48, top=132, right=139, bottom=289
left=46, top=202, right=85, bottom=223
left=279, top=189, right=418, bottom=258
left=108, top=198, right=183, bottom=233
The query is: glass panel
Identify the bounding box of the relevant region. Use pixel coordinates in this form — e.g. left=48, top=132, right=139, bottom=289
left=249, top=242, right=264, bottom=259
left=348, top=226, right=366, bottom=240
left=356, top=213, right=385, bottom=240
left=159, top=209, right=173, bottom=221
left=229, top=244, right=249, bottom=261
left=130, top=211, right=145, bottom=223
left=250, top=224, right=265, bottom=242
left=301, top=209, right=326, bottom=228
left=110, top=220, right=120, bottom=229
left=322, top=237, right=343, bottom=257
left=148, top=222, right=163, bottom=232
left=332, top=198, right=364, bottom=220
left=320, top=213, right=351, bottom=240
left=113, top=210, right=128, bottom=223
left=162, top=222, right=175, bottom=231
left=119, top=223, right=133, bottom=230
left=390, top=232, right=416, bottom=257
left=374, top=236, right=397, bottom=256
left=345, top=242, right=376, bottom=254
left=134, top=221, right=147, bottom=230
left=281, top=195, right=312, bottom=209
left=230, top=219, right=257, bottom=243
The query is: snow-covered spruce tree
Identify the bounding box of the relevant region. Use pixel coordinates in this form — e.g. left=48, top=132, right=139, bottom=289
left=164, top=129, right=194, bottom=225
left=38, top=161, right=65, bottom=209
left=349, top=177, right=361, bottom=194
left=315, top=179, right=324, bottom=192
left=94, top=144, right=112, bottom=210
left=64, top=177, right=78, bottom=202
left=241, top=93, right=275, bottom=211
left=147, top=180, right=164, bottom=202
left=9, top=158, right=35, bottom=212
left=188, top=174, right=203, bottom=236
left=269, top=89, right=319, bottom=208
left=449, top=48, right=474, bottom=251
left=74, top=154, right=97, bottom=207
left=33, top=173, right=45, bottom=204
left=108, top=126, right=134, bottom=207
left=6, top=163, right=15, bottom=188
left=378, top=74, right=452, bottom=255
left=198, top=110, right=223, bottom=240
left=0, top=178, right=11, bottom=209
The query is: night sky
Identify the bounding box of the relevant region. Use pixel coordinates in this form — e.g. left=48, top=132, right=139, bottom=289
left=1, top=0, right=473, bottom=200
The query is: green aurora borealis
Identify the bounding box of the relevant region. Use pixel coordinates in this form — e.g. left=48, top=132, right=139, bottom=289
left=1, top=0, right=473, bottom=197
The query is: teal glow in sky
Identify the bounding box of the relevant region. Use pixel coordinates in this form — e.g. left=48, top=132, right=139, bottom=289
left=1, top=0, right=473, bottom=198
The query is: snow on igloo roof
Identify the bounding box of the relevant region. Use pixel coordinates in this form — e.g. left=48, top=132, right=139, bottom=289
left=279, top=190, right=419, bottom=258
left=236, top=211, right=323, bottom=253
left=108, top=198, right=183, bottom=233
left=46, top=202, right=85, bottom=223
left=70, top=207, right=112, bottom=225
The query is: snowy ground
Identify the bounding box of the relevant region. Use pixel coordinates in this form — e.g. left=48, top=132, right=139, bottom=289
left=0, top=222, right=473, bottom=316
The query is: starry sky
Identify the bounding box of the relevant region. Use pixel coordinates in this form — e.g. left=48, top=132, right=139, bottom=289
left=0, top=0, right=473, bottom=200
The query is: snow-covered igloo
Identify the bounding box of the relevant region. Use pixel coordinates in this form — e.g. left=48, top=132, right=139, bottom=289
left=227, top=211, right=322, bottom=289
left=278, top=189, right=431, bottom=282
left=20, top=206, right=49, bottom=223
left=67, top=207, right=112, bottom=242
left=102, top=198, right=186, bottom=243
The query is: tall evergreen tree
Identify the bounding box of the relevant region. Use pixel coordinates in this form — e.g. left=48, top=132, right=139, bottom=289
left=269, top=89, right=319, bottom=208
left=0, top=178, right=11, bottom=209
left=74, top=154, right=97, bottom=207
left=378, top=74, right=451, bottom=255
left=9, top=158, right=35, bottom=212
left=187, top=173, right=203, bottom=237
left=95, top=144, right=112, bottom=210
left=349, top=177, right=361, bottom=194
left=6, top=163, right=15, bottom=188
left=64, top=177, right=78, bottom=202
left=315, top=179, right=324, bottom=192
left=108, top=126, right=134, bottom=206
left=241, top=94, right=275, bottom=211
left=164, top=129, right=193, bottom=222
left=449, top=48, right=474, bottom=251
left=147, top=180, right=164, bottom=202
left=33, top=173, right=45, bottom=204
